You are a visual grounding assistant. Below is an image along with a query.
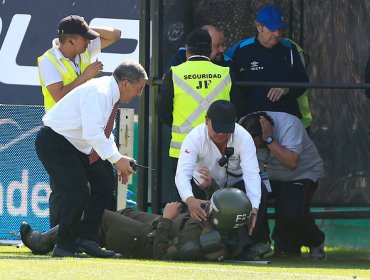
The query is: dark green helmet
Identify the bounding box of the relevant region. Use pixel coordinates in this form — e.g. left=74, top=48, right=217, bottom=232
left=209, top=188, right=252, bottom=231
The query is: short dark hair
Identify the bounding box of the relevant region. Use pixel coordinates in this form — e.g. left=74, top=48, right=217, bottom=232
left=239, top=112, right=274, bottom=137
left=186, top=28, right=212, bottom=57
left=58, top=33, right=77, bottom=44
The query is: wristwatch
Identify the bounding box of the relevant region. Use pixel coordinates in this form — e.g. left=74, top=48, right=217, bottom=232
left=264, top=136, right=273, bottom=145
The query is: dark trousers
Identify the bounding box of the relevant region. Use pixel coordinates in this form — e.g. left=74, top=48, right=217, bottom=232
left=48, top=178, right=61, bottom=227
left=99, top=208, right=160, bottom=258
left=35, top=126, right=115, bottom=251
left=268, top=179, right=325, bottom=252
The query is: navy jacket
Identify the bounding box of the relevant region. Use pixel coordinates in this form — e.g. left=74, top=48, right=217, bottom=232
left=226, top=36, right=309, bottom=118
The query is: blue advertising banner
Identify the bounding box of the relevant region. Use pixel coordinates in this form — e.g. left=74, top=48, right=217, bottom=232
left=0, top=105, right=49, bottom=240
left=0, top=0, right=140, bottom=240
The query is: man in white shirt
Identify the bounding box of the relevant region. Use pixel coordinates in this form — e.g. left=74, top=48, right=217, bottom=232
left=175, top=100, right=262, bottom=236
left=35, top=61, right=148, bottom=258
left=38, top=15, right=121, bottom=228
left=38, top=15, right=121, bottom=111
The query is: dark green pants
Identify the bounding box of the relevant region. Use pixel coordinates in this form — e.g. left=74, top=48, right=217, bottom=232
left=98, top=208, right=160, bottom=258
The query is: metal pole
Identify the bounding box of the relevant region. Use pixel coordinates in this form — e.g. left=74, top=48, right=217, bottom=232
left=137, top=0, right=150, bottom=211
left=288, top=0, right=293, bottom=39
left=150, top=0, right=163, bottom=214
left=151, top=79, right=370, bottom=90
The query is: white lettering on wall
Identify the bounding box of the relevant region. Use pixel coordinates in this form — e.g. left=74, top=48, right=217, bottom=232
left=0, top=14, right=140, bottom=86
left=89, top=18, right=140, bottom=72
left=0, top=169, right=51, bottom=218
left=7, top=169, right=29, bottom=216
left=31, top=183, right=51, bottom=218
left=0, top=14, right=38, bottom=85
left=0, top=182, right=3, bottom=215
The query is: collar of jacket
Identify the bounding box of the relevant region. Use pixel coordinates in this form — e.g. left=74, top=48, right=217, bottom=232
left=187, top=55, right=210, bottom=61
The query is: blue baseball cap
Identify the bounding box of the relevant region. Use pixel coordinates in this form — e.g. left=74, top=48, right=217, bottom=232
left=256, top=5, right=286, bottom=31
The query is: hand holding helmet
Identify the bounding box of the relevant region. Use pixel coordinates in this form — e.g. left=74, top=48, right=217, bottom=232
left=186, top=196, right=208, bottom=222
left=209, top=188, right=253, bottom=231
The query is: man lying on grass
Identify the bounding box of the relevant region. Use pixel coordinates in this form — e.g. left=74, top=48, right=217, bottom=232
left=20, top=188, right=255, bottom=261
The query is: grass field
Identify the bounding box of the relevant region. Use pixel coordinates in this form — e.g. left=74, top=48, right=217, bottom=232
left=0, top=245, right=369, bottom=280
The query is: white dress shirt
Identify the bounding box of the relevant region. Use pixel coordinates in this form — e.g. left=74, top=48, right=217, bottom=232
left=43, top=75, right=122, bottom=164
left=175, top=123, right=261, bottom=209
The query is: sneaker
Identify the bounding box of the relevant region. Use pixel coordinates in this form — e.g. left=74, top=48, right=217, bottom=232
left=52, top=245, right=86, bottom=258
left=238, top=242, right=273, bottom=260
left=309, top=242, right=326, bottom=260
left=77, top=239, right=119, bottom=258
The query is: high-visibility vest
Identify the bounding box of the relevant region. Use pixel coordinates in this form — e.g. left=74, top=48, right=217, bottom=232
left=170, top=60, right=232, bottom=158
left=287, top=39, right=313, bottom=129
left=38, top=49, right=91, bottom=111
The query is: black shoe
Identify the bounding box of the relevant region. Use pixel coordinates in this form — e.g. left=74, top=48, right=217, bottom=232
left=20, top=222, right=31, bottom=246
left=78, top=239, right=117, bottom=258
left=273, top=246, right=301, bottom=258
left=20, top=222, right=58, bottom=255
left=52, top=245, right=85, bottom=258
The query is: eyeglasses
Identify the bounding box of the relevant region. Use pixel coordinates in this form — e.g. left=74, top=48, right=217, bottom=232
left=129, top=82, right=145, bottom=96
left=136, top=86, right=145, bottom=96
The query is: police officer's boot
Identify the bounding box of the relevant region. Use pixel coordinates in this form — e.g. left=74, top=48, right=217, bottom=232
left=20, top=222, right=59, bottom=255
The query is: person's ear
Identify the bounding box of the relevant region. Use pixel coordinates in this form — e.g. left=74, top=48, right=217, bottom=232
left=256, top=23, right=262, bottom=32
left=121, top=80, right=129, bottom=91
left=185, top=47, right=191, bottom=59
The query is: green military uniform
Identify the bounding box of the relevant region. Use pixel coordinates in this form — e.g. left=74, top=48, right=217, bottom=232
left=98, top=208, right=245, bottom=261
left=20, top=188, right=251, bottom=261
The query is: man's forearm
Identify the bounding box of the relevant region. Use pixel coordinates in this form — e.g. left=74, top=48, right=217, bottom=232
left=267, top=141, right=299, bottom=170
left=153, top=217, right=173, bottom=260
left=92, top=27, right=121, bottom=48
left=92, top=27, right=121, bottom=40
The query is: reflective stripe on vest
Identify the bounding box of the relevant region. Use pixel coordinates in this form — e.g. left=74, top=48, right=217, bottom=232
left=38, top=48, right=91, bottom=111
left=287, top=39, right=312, bottom=128
left=169, top=61, right=231, bottom=158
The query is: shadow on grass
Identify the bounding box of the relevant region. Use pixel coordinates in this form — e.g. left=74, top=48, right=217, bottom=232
left=0, top=251, right=53, bottom=261
left=220, top=249, right=370, bottom=270
left=1, top=247, right=369, bottom=269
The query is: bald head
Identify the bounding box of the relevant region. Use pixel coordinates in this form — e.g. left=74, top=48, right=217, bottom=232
left=201, top=25, right=225, bottom=63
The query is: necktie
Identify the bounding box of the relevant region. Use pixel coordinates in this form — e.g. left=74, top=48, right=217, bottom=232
left=89, top=101, right=120, bottom=164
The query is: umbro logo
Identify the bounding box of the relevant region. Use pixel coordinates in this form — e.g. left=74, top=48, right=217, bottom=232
left=250, top=61, right=263, bottom=71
